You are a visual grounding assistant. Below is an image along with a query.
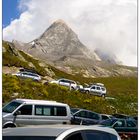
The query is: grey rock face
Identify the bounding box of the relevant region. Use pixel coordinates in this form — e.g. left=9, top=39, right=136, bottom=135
left=14, top=19, right=100, bottom=62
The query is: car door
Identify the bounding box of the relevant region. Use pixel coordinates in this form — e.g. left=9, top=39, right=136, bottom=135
left=112, top=120, right=126, bottom=133
left=96, top=86, right=102, bottom=96
left=59, top=80, right=70, bottom=87
left=14, top=104, right=33, bottom=126
left=125, top=120, right=137, bottom=133
left=90, top=86, right=96, bottom=95
left=86, top=111, right=101, bottom=125
left=74, top=110, right=88, bottom=125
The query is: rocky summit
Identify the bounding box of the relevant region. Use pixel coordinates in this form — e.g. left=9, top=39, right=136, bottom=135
left=12, top=19, right=137, bottom=77
left=13, top=19, right=100, bottom=62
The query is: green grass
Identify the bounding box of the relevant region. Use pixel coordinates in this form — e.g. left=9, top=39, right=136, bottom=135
left=2, top=74, right=138, bottom=115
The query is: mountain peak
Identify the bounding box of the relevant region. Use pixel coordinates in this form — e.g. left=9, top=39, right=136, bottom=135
left=53, top=19, right=67, bottom=24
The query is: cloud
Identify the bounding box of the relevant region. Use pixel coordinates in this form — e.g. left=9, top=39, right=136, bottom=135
left=3, top=0, right=137, bottom=66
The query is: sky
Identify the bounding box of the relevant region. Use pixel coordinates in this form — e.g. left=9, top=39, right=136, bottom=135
left=2, top=0, right=137, bottom=66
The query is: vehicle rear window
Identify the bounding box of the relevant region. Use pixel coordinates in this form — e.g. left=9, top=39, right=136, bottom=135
left=71, top=108, right=79, bottom=114
left=3, top=136, right=56, bottom=140
left=65, top=133, right=83, bottom=140
left=35, top=105, right=67, bottom=116
left=84, top=130, right=118, bottom=140
left=101, top=88, right=105, bottom=91
left=2, top=101, right=21, bottom=113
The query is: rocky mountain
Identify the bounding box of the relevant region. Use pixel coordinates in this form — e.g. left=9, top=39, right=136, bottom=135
left=13, top=19, right=100, bottom=63
left=12, top=19, right=137, bottom=77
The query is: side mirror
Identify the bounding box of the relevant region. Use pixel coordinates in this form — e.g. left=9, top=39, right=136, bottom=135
left=14, top=110, right=21, bottom=116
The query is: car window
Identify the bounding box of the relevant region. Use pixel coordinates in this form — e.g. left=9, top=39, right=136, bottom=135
left=3, top=136, right=56, bottom=140
left=75, top=111, right=87, bottom=118
left=96, top=86, right=101, bottom=90
left=70, top=81, right=75, bottom=84
left=101, top=88, right=105, bottom=91
left=35, top=105, right=67, bottom=116
left=2, top=101, right=21, bottom=113
left=60, top=79, right=68, bottom=83
left=71, top=108, right=79, bottom=114
left=102, top=115, right=109, bottom=120
left=126, top=120, right=136, bottom=127
left=65, top=132, right=83, bottom=140
left=114, top=120, right=125, bottom=127
left=100, top=119, right=117, bottom=126
left=88, top=112, right=100, bottom=120
left=85, top=131, right=117, bottom=140
left=91, top=86, right=96, bottom=89
left=17, top=105, right=32, bottom=115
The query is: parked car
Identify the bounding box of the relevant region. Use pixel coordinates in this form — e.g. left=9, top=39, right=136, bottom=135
left=99, top=118, right=138, bottom=140
left=71, top=108, right=101, bottom=125
left=2, top=99, right=71, bottom=128
left=3, top=124, right=121, bottom=140
left=50, top=78, right=77, bottom=90
left=81, top=83, right=107, bottom=97
left=13, top=71, right=41, bottom=81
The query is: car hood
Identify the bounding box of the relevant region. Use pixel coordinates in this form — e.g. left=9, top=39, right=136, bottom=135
left=2, top=112, right=11, bottom=117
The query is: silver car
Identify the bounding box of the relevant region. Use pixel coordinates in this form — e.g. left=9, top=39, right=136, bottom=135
left=50, top=78, right=77, bottom=90
left=83, top=83, right=107, bottom=97
left=3, top=124, right=121, bottom=140
left=14, top=71, right=41, bottom=81
left=2, top=99, right=71, bottom=128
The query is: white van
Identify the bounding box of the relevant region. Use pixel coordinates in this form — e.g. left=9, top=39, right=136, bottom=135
left=2, top=99, right=71, bottom=128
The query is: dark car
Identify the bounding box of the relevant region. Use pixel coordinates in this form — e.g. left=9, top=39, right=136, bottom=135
left=99, top=118, right=138, bottom=140
left=71, top=108, right=101, bottom=125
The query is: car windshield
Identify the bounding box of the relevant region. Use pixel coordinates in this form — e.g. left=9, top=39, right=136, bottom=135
left=2, top=101, right=21, bottom=113
left=71, top=108, right=80, bottom=114
left=100, top=119, right=117, bottom=126
left=3, top=136, right=56, bottom=140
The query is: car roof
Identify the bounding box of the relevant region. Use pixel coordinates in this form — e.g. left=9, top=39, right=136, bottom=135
left=3, top=125, right=118, bottom=137
left=59, top=78, right=75, bottom=82
left=12, top=99, right=68, bottom=106
left=71, top=108, right=100, bottom=114
left=19, top=71, right=39, bottom=76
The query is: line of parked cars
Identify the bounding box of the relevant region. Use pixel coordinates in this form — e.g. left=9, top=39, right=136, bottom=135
left=2, top=99, right=122, bottom=140
left=50, top=78, right=107, bottom=97
left=12, top=68, right=107, bottom=97
left=2, top=99, right=137, bottom=140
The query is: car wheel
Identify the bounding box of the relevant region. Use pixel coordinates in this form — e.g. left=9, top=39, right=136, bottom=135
left=3, top=123, right=16, bottom=129
left=86, top=90, right=89, bottom=94
left=101, top=94, right=105, bottom=98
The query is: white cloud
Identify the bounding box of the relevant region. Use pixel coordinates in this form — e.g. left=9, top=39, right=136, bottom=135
left=3, top=0, right=137, bottom=66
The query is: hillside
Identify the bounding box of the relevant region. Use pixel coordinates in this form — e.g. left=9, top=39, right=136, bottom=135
left=2, top=41, right=138, bottom=115
left=3, top=74, right=137, bottom=115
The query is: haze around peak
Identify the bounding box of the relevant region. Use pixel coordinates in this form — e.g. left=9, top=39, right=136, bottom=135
left=3, top=0, right=137, bottom=66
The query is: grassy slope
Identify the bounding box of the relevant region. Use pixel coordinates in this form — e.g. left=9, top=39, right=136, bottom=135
left=2, top=74, right=137, bottom=116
